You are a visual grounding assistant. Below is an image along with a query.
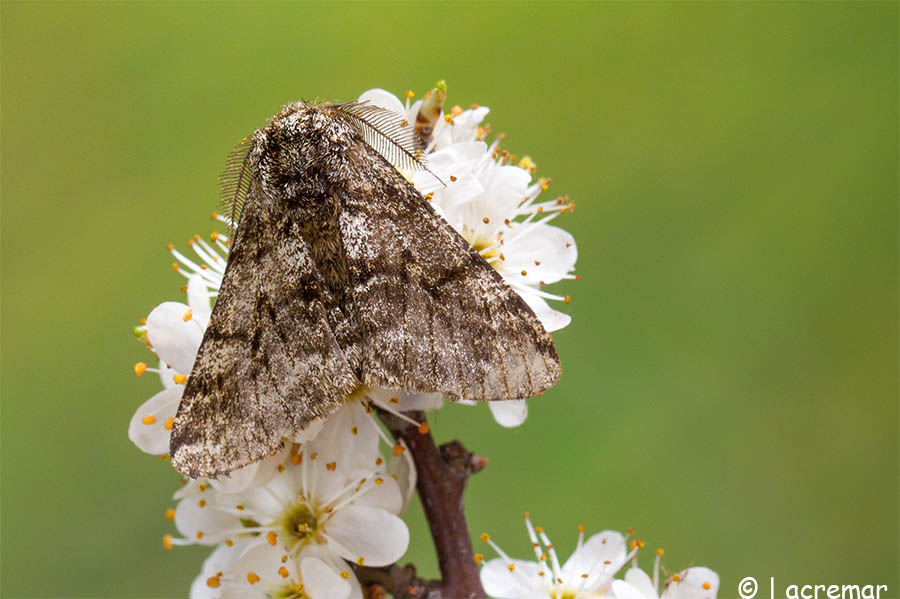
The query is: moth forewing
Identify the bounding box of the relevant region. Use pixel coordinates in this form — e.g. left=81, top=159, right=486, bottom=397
left=170, top=100, right=560, bottom=478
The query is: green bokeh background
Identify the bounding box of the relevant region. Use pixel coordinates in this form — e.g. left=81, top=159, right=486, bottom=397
left=2, top=2, right=897, bottom=597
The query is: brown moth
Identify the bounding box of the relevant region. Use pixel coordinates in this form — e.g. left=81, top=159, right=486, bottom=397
left=170, top=98, right=561, bottom=478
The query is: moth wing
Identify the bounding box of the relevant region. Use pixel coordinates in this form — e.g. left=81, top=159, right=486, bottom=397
left=340, top=148, right=561, bottom=401
left=170, top=184, right=358, bottom=478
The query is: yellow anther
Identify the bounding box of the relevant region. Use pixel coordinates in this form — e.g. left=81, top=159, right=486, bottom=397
left=340, top=571, right=350, bottom=579
left=206, top=576, right=220, bottom=588
left=326, top=461, right=337, bottom=471
left=166, top=243, right=174, bottom=251
left=134, top=362, right=147, bottom=376
left=405, top=90, right=415, bottom=99
left=451, top=105, right=463, bottom=116
left=165, top=508, right=175, bottom=520
left=173, top=374, right=187, bottom=384
left=425, top=192, right=434, bottom=201
left=400, top=119, right=409, bottom=127
left=449, top=175, right=457, bottom=182
left=375, top=457, right=383, bottom=465
left=356, top=557, right=365, bottom=565
left=141, top=415, right=156, bottom=425
left=535, top=527, right=543, bottom=533
left=418, top=421, right=429, bottom=434
left=389, top=396, right=399, bottom=404
left=521, top=270, right=528, bottom=276
left=198, top=483, right=207, bottom=492
left=277, top=464, right=285, bottom=472
left=375, top=477, right=383, bottom=485
left=444, top=114, right=454, bottom=124
left=673, top=574, right=681, bottom=583
left=507, top=563, right=515, bottom=572
left=541, top=183, right=548, bottom=191
left=197, top=499, right=206, bottom=507
left=291, top=453, right=302, bottom=465
left=182, top=309, right=193, bottom=322
left=474, top=554, right=484, bottom=564
left=534, top=260, right=541, bottom=266
left=581, top=573, right=589, bottom=579
left=278, top=566, right=289, bottom=578
left=393, top=444, right=405, bottom=456
left=310, top=452, right=318, bottom=460
left=235, top=504, right=244, bottom=510
left=164, top=417, right=175, bottom=430
left=225, top=539, right=233, bottom=547
left=171, top=263, right=179, bottom=271
left=196, top=531, right=204, bottom=539
left=247, top=572, right=260, bottom=585
left=577, top=524, right=585, bottom=532
left=523, top=512, right=531, bottom=519
left=483, top=217, right=490, bottom=224
left=210, top=212, right=218, bottom=220
left=162, top=534, right=173, bottom=549
left=564, top=296, right=571, bottom=304
left=210, top=231, right=219, bottom=242
left=657, top=548, right=664, bottom=556
left=480, top=533, right=490, bottom=542
left=266, top=531, right=277, bottom=546
left=627, top=527, right=635, bottom=534
left=350, top=426, right=358, bottom=435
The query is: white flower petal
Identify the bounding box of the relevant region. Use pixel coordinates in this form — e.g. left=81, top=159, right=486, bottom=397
left=301, top=556, right=351, bottom=599
left=146, top=301, right=203, bottom=374
left=309, top=402, right=379, bottom=479
left=480, top=558, right=546, bottom=599
left=187, top=275, right=213, bottom=326
left=519, top=292, right=572, bottom=333
left=615, top=579, right=656, bottom=599
left=189, top=543, right=243, bottom=599
left=324, top=505, right=409, bottom=567
left=488, top=399, right=528, bottom=428
left=503, top=224, right=577, bottom=287
left=387, top=444, right=417, bottom=513
left=624, top=567, right=660, bottom=599
left=128, top=387, right=181, bottom=455
left=231, top=543, right=298, bottom=588
left=561, top=530, right=626, bottom=591
left=357, top=88, right=406, bottom=115
left=354, top=474, right=403, bottom=515
left=663, top=567, right=719, bottom=599
left=210, top=461, right=259, bottom=494
left=175, top=496, right=240, bottom=545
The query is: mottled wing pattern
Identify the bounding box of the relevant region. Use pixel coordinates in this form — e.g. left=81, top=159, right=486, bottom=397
left=339, top=143, right=561, bottom=401
left=170, top=180, right=358, bottom=478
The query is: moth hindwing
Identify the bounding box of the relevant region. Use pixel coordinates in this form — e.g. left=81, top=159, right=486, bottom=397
left=170, top=100, right=560, bottom=478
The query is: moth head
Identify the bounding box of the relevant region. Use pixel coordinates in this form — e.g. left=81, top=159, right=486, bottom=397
left=256, top=102, right=358, bottom=196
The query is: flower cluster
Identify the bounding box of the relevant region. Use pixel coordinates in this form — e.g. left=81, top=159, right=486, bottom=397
left=478, top=515, right=719, bottom=599
left=129, top=86, right=578, bottom=597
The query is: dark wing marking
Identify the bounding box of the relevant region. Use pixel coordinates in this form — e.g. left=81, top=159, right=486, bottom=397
left=171, top=179, right=358, bottom=478
left=338, top=141, right=561, bottom=401
left=218, top=136, right=254, bottom=237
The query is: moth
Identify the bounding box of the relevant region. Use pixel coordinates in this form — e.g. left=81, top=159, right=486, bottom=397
left=170, top=99, right=561, bottom=478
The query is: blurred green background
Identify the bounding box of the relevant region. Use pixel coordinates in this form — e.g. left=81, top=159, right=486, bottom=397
left=2, top=2, right=897, bottom=597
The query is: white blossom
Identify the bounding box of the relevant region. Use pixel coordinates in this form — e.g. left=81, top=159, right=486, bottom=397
left=611, top=550, right=719, bottom=599
left=478, top=514, right=638, bottom=599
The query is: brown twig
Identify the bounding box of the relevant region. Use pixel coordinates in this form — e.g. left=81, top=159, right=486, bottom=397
left=375, top=409, right=487, bottom=599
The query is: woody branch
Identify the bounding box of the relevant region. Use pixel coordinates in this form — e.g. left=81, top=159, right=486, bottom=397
left=362, top=409, right=486, bottom=599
